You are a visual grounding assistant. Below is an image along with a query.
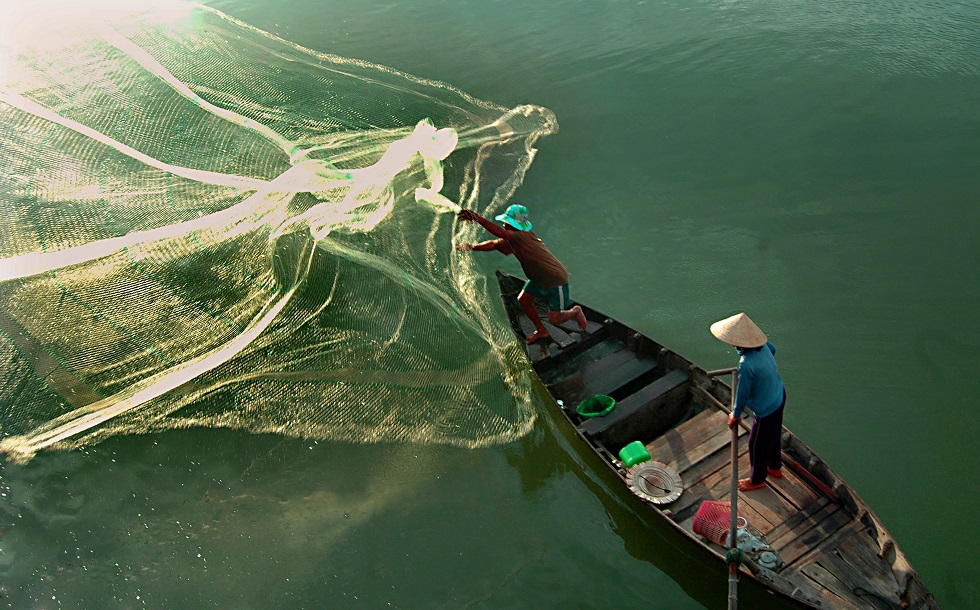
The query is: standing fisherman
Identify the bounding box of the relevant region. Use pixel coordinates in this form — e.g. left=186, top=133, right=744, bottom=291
left=710, top=313, right=787, bottom=491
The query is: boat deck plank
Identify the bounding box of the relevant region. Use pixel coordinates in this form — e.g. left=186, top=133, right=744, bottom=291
left=670, top=432, right=744, bottom=488
left=716, top=453, right=790, bottom=533
left=661, top=440, right=746, bottom=521
left=767, top=463, right=822, bottom=511
left=541, top=319, right=576, bottom=347
left=792, top=520, right=904, bottom=609
left=674, top=471, right=784, bottom=537
left=662, top=412, right=843, bottom=545
left=777, top=570, right=849, bottom=609
left=799, top=563, right=881, bottom=610
left=736, top=465, right=806, bottom=529
left=519, top=304, right=604, bottom=351
left=642, top=407, right=857, bottom=578
left=811, top=532, right=903, bottom=606
left=670, top=444, right=747, bottom=522
left=778, top=509, right=855, bottom=567
left=646, top=409, right=745, bottom=474
left=765, top=497, right=835, bottom=547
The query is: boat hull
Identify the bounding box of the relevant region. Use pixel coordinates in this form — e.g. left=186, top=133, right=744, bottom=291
left=496, top=270, right=937, bottom=610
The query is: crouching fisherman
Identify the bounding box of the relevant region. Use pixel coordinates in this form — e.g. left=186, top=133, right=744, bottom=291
left=456, top=204, right=587, bottom=343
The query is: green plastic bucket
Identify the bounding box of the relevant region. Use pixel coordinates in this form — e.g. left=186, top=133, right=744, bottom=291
left=619, top=441, right=651, bottom=467
left=576, top=395, right=616, bottom=418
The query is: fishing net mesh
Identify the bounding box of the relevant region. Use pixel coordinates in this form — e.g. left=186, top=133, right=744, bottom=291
left=0, top=1, right=557, bottom=463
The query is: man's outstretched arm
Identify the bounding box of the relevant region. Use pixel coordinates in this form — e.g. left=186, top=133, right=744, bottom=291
left=457, top=209, right=510, bottom=239
left=456, top=239, right=512, bottom=253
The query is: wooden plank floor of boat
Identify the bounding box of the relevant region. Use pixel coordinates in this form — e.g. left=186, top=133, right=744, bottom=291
left=644, top=409, right=854, bottom=576
left=641, top=408, right=916, bottom=608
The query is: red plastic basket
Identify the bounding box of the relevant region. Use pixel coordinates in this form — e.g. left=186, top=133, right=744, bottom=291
left=692, top=500, right=744, bottom=546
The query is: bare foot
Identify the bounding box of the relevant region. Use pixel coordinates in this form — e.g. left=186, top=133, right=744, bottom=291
left=572, top=305, right=587, bottom=331
left=526, top=330, right=550, bottom=344
left=738, top=478, right=766, bottom=492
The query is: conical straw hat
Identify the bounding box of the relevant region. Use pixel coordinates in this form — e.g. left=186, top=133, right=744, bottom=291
left=710, top=313, right=768, bottom=348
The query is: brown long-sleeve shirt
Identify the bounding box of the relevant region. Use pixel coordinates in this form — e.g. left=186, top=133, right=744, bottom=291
left=491, top=231, right=568, bottom=289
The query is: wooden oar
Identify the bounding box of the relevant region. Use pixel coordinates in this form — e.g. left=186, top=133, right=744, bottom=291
left=728, top=370, right=740, bottom=610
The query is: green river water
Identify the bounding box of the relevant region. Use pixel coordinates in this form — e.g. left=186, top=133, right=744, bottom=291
left=1, top=1, right=978, bottom=608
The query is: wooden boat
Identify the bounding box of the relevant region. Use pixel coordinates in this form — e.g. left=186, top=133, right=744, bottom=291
left=496, top=271, right=938, bottom=610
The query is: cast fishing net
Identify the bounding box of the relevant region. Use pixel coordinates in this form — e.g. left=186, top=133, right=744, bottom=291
left=0, top=1, right=557, bottom=463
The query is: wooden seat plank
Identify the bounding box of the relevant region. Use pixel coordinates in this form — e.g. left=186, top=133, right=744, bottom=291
left=538, top=337, right=626, bottom=382
left=574, top=355, right=659, bottom=403
left=548, top=346, right=636, bottom=399
left=578, top=369, right=689, bottom=436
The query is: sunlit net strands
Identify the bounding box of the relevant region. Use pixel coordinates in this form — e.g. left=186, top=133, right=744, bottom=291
left=0, top=1, right=558, bottom=463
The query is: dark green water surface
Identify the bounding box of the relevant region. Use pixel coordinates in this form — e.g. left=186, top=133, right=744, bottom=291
left=2, top=1, right=978, bottom=608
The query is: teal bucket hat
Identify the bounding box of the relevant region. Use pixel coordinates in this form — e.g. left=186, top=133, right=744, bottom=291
left=495, top=204, right=532, bottom=231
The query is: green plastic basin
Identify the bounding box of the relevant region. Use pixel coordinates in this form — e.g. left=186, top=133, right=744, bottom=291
left=576, top=394, right=616, bottom=418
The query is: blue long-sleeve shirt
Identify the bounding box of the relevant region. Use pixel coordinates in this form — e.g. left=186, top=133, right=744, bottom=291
left=733, top=342, right=785, bottom=419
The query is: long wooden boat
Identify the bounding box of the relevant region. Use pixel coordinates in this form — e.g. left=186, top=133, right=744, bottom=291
left=496, top=270, right=937, bottom=610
